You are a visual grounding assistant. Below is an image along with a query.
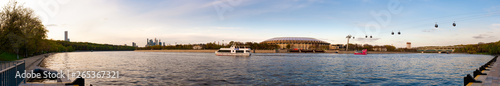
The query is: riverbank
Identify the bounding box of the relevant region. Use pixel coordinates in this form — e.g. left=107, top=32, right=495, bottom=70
left=0, top=53, right=53, bottom=70
left=0, top=53, right=54, bottom=86
left=481, top=55, right=500, bottom=85
left=327, top=51, right=417, bottom=54
left=134, top=49, right=284, bottom=53
left=135, top=49, right=419, bottom=54
left=465, top=55, right=499, bottom=86
left=18, top=53, right=53, bottom=72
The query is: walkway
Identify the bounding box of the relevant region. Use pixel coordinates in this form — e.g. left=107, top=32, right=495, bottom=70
left=469, top=56, right=499, bottom=86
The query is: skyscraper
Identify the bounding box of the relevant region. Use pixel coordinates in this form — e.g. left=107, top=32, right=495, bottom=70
left=154, top=38, right=158, bottom=46
left=145, top=38, right=165, bottom=47
left=64, top=31, right=70, bottom=42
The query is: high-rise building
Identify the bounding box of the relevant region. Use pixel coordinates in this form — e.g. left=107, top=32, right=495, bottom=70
left=64, top=31, right=70, bottom=42
left=145, top=38, right=165, bottom=47
left=132, top=42, right=137, bottom=47
left=154, top=38, right=158, bottom=46
left=407, top=42, right=411, bottom=49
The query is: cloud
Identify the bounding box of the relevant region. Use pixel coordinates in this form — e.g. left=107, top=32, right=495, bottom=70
left=486, top=6, right=500, bottom=14
left=31, top=0, right=330, bottom=47
left=33, top=0, right=237, bottom=46
left=45, top=24, right=57, bottom=27
left=217, top=0, right=324, bottom=19
left=472, top=34, right=494, bottom=39
left=211, top=27, right=241, bottom=30
left=422, top=28, right=437, bottom=32
left=492, top=24, right=500, bottom=29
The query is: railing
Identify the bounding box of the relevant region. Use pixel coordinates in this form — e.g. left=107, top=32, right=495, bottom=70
left=0, top=61, right=25, bottom=86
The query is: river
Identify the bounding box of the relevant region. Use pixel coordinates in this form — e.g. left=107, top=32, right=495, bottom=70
left=40, top=51, right=492, bottom=85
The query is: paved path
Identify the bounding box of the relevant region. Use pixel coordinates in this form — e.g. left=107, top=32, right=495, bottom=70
left=21, top=53, right=53, bottom=71
left=1, top=53, right=54, bottom=86
left=470, top=56, right=500, bottom=86
left=481, top=56, right=500, bottom=86
left=1, top=53, right=52, bottom=71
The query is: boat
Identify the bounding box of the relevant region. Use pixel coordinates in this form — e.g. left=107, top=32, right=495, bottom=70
left=215, top=45, right=252, bottom=56
left=354, top=49, right=367, bottom=55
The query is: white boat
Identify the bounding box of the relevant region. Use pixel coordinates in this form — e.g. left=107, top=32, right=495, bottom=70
left=215, top=46, right=252, bottom=56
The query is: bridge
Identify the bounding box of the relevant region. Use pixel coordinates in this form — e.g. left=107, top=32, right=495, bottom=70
left=416, top=46, right=458, bottom=53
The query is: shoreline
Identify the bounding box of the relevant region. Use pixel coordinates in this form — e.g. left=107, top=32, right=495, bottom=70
left=135, top=49, right=421, bottom=54
left=16, top=53, right=53, bottom=71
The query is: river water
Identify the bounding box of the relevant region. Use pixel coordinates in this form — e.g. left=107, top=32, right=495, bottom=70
left=40, top=51, right=493, bottom=85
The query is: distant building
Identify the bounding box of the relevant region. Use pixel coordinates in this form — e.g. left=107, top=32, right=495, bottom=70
left=406, top=42, right=411, bottom=49
left=372, top=47, right=387, bottom=51
left=64, top=31, right=70, bottom=42
left=154, top=38, right=157, bottom=45
left=329, top=44, right=343, bottom=50
left=146, top=38, right=164, bottom=47
left=132, top=42, right=137, bottom=47
left=193, top=45, right=203, bottom=49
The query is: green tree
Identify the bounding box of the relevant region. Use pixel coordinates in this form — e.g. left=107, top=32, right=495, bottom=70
left=0, top=1, right=47, bottom=58
left=384, top=45, right=396, bottom=51
left=363, top=44, right=373, bottom=51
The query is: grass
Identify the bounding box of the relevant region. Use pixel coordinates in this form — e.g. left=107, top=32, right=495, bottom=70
left=0, top=51, right=24, bottom=61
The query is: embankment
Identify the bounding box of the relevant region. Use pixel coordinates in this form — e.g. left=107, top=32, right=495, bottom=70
left=135, top=50, right=276, bottom=53
left=135, top=49, right=418, bottom=54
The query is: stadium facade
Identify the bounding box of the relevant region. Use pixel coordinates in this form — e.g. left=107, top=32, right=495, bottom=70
left=261, top=37, right=330, bottom=50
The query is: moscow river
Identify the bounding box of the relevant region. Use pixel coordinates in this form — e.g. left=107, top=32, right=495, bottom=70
left=41, top=51, right=493, bottom=85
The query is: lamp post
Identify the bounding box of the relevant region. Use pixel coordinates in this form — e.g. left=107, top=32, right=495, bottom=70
left=346, top=35, right=352, bottom=51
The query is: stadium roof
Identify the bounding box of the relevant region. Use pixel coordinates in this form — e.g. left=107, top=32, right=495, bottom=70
left=262, top=37, right=329, bottom=44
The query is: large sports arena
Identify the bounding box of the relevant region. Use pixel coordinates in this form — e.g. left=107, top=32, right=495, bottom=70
left=261, top=37, right=330, bottom=50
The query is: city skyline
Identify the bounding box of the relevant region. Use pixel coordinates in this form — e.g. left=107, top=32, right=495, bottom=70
left=1, top=0, right=499, bottom=47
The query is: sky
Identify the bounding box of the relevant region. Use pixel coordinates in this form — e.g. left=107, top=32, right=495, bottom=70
left=1, top=0, right=499, bottom=47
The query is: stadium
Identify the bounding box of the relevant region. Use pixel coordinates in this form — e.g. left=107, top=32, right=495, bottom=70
left=261, top=37, right=330, bottom=50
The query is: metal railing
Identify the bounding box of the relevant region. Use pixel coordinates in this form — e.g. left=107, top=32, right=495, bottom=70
left=0, top=61, right=25, bottom=86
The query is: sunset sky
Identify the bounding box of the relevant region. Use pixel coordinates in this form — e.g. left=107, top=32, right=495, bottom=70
left=1, top=0, right=499, bottom=47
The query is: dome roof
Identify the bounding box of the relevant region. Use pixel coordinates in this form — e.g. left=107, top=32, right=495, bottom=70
left=262, top=37, right=329, bottom=44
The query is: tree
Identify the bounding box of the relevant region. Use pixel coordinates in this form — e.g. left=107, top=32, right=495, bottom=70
left=363, top=44, right=373, bottom=51
left=384, top=45, right=396, bottom=51
left=0, top=1, right=47, bottom=58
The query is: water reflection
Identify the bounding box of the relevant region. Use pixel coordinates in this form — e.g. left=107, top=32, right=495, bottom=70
left=41, top=51, right=492, bottom=85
